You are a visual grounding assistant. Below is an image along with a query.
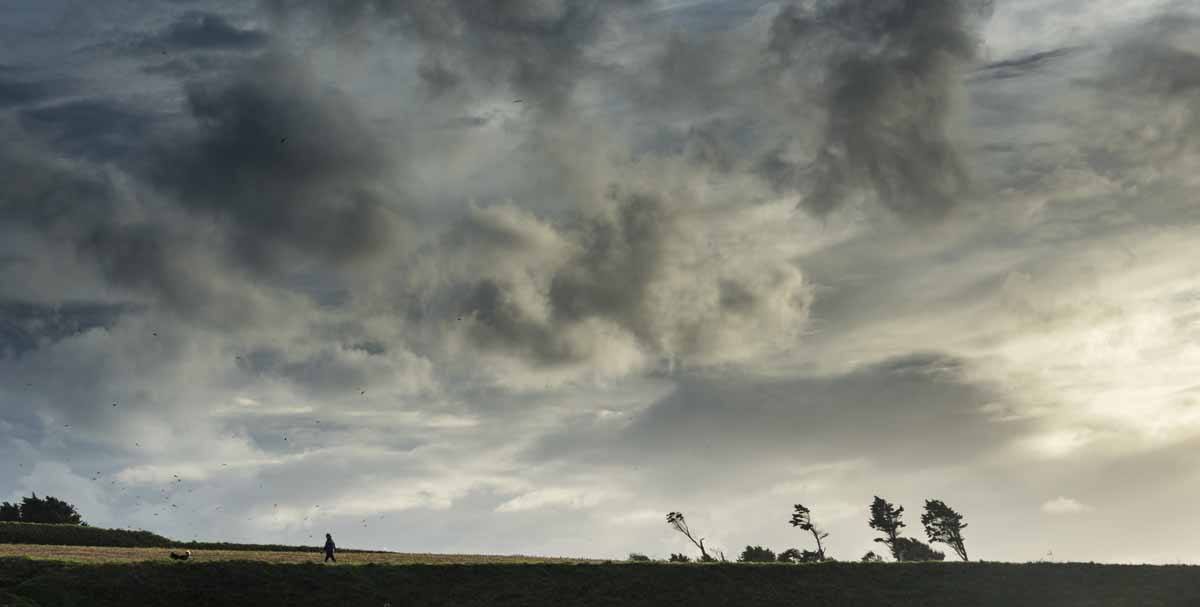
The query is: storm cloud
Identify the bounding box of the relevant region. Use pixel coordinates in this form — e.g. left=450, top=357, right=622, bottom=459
left=3, top=0, right=1200, bottom=565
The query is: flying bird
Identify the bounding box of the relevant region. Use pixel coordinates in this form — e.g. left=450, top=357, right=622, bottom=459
left=280, top=137, right=287, bottom=144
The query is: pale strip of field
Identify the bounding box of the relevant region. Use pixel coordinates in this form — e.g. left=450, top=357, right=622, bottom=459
left=0, top=544, right=602, bottom=565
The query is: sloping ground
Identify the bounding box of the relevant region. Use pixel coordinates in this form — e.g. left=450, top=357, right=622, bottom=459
left=0, top=522, right=385, bottom=553
left=0, top=544, right=598, bottom=565
left=2, top=558, right=1199, bottom=607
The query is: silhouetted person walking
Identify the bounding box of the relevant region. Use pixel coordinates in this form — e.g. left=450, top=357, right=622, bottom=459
left=323, top=533, right=336, bottom=563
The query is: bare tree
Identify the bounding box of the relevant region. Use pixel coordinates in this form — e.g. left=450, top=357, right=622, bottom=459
left=789, top=504, right=829, bottom=560
left=666, top=512, right=712, bottom=561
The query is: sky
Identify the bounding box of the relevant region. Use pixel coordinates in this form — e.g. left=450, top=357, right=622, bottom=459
left=2, top=0, right=1200, bottom=564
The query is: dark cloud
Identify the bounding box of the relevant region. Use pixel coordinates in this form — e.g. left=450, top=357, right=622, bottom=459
left=768, top=0, right=992, bottom=220
left=422, top=192, right=809, bottom=372
left=19, top=99, right=154, bottom=162
left=0, top=78, right=57, bottom=108
left=135, top=12, right=269, bottom=53
left=146, top=53, right=403, bottom=272
left=141, top=54, right=247, bottom=78
left=974, top=47, right=1079, bottom=81
left=0, top=300, right=133, bottom=359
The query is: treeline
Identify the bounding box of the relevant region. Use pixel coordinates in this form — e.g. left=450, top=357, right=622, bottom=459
left=649, top=497, right=969, bottom=564
left=1, top=494, right=84, bottom=525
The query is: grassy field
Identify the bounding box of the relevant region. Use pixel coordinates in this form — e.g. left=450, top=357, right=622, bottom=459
left=0, top=543, right=598, bottom=565
left=2, top=547, right=1200, bottom=607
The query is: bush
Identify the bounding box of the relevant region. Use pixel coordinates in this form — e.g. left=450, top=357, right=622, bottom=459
left=895, top=537, right=945, bottom=562
left=778, top=548, right=825, bottom=563
left=738, top=546, right=776, bottom=563
left=668, top=553, right=692, bottom=563
left=0, top=522, right=172, bottom=548
left=861, top=551, right=884, bottom=563
left=627, top=553, right=651, bottom=562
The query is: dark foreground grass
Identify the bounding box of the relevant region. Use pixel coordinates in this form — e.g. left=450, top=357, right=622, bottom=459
left=3, top=558, right=1200, bottom=607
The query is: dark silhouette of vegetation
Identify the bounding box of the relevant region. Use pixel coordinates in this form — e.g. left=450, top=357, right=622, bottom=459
left=2, top=494, right=84, bottom=525
left=861, top=551, right=884, bottom=563
left=668, top=553, right=691, bottom=563
left=778, top=548, right=825, bottom=563
left=894, top=537, right=945, bottom=562
left=868, top=497, right=905, bottom=560
left=0, top=522, right=387, bottom=553
left=5, top=558, right=1197, bottom=607
left=666, top=512, right=712, bottom=562
left=627, top=553, right=651, bottom=562
left=788, top=504, right=829, bottom=560
left=922, top=499, right=969, bottom=561
left=738, top=546, right=776, bottom=562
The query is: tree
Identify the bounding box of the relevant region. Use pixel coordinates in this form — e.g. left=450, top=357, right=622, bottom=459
left=0, top=502, right=19, bottom=522
left=921, top=499, right=969, bottom=561
left=666, top=512, right=712, bottom=562
left=861, top=551, right=884, bottom=563
left=628, top=553, right=651, bottom=562
left=894, top=537, right=945, bottom=562
left=868, top=496, right=905, bottom=560
left=738, top=545, right=776, bottom=562
left=17, top=493, right=83, bottom=525
left=668, top=553, right=692, bottom=563
left=789, top=504, right=829, bottom=560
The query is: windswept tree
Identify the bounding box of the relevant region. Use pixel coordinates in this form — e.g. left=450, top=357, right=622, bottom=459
left=0, top=502, right=19, bottom=522
left=894, top=537, right=945, bottom=562
left=921, top=499, right=969, bottom=561
left=666, top=512, right=712, bottom=562
left=868, top=496, right=905, bottom=560
left=789, top=504, right=829, bottom=560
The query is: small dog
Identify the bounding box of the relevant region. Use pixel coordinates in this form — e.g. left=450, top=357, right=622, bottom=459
left=169, top=550, right=192, bottom=561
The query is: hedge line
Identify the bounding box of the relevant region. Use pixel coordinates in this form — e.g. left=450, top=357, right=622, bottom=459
left=0, top=522, right=383, bottom=553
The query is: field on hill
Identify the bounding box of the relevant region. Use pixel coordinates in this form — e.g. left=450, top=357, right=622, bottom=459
left=3, top=556, right=1200, bottom=607
left=0, top=543, right=597, bottom=565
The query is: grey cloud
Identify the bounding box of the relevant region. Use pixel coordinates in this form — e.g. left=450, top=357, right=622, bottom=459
left=0, top=78, right=57, bottom=108
left=973, top=47, right=1079, bottom=81
left=0, top=300, right=133, bottom=359
left=411, top=192, right=810, bottom=376
left=146, top=53, right=404, bottom=273
left=19, top=99, right=154, bottom=162
left=136, top=12, right=269, bottom=53
left=522, top=351, right=1030, bottom=492
left=265, top=0, right=646, bottom=114
left=769, top=0, right=991, bottom=220
left=1078, top=15, right=1200, bottom=179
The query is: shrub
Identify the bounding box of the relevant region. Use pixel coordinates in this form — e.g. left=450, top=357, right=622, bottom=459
left=627, top=553, right=651, bottom=562
left=738, top=546, right=776, bottom=563
left=668, top=553, right=692, bottom=563
left=861, top=551, right=884, bottom=563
